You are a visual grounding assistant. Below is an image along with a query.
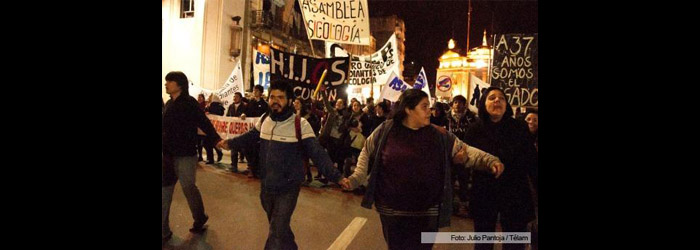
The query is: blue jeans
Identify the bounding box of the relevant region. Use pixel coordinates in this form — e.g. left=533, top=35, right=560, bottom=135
left=260, top=186, right=301, bottom=250
left=162, top=185, right=174, bottom=239
left=162, top=156, right=207, bottom=238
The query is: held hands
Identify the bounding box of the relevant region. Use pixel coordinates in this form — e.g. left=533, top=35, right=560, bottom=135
left=452, top=146, right=469, bottom=165
left=491, top=162, right=504, bottom=179
left=339, top=178, right=352, bottom=190
left=240, top=114, right=246, bottom=120
left=216, top=139, right=230, bottom=150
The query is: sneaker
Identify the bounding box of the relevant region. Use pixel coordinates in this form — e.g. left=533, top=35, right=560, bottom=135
left=198, top=157, right=204, bottom=162
left=217, top=154, right=223, bottom=162
left=189, top=215, right=209, bottom=234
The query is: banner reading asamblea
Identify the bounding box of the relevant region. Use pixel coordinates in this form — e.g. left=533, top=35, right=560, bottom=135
left=270, top=47, right=350, bottom=102
left=300, top=0, right=371, bottom=45
left=490, top=33, right=538, bottom=107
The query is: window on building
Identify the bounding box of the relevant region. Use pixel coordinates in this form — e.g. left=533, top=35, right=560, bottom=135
left=181, top=0, right=195, bottom=18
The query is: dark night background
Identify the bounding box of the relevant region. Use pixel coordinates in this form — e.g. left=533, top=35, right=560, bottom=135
left=367, top=0, right=538, bottom=85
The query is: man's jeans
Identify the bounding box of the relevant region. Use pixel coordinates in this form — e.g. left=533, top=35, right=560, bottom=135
left=162, top=156, right=207, bottom=238
left=260, top=186, right=301, bottom=250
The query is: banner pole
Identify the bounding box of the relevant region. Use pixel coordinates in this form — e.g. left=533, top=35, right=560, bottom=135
left=308, top=38, right=317, bottom=57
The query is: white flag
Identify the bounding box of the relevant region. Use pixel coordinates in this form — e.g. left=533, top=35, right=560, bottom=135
left=217, top=60, right=245, bottom=109
left=378, top=71, right=408, bottom=102
left=468, top=74, right=491, bottom=113
left=189, top=82, right=215, bottom=100
left=413, top=67, right=433, bottom=105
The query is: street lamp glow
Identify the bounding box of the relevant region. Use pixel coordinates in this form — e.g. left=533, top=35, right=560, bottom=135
left=475, top=60, right=487, bottom=68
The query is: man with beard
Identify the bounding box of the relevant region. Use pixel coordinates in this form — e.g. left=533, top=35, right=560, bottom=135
left=217, top=80, right=346, bottom=250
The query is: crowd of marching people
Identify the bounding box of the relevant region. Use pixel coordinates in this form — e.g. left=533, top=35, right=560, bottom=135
left=162, top=71, right=538, bottom=250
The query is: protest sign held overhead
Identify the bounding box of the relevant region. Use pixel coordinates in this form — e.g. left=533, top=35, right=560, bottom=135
left=253, top=49, right=271, bottom=92
left=378, top=71, right=408, bottom=102
left=216, top=60, right=245, bottom=108
left=270, top=47, right=350, bottom=102
left=300, top=0, right=371, bottom=45
left=328, top=33, right=400, bottom=87
left=490, top=33, right=538, bottom=107
left=413, top=67, right=432, bottom=105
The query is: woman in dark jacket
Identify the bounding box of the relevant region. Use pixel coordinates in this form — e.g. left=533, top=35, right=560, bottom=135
left=464, top=87, right=538, bottom=250
left=196, top=94, right=207, bottom=161
left=525, top=110, right=538, bottom=151
left=343, top=89, right=504, bottom=250
left=294, top=97, right=320, bottom=184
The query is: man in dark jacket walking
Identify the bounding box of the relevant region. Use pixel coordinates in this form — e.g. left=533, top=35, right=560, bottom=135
left=162, top=71, right=221, bottom=244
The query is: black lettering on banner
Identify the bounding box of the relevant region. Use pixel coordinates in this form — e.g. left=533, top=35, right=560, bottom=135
left=301, top=0, right=367, bottom=44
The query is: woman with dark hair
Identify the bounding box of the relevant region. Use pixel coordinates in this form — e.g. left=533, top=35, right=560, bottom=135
left=197, top=94, right=207, bottom=111
left=294, top=97, right=320, bottom=184
left=464, top=87, right=538, bottom=250
left=294, top=97, right=320, bottom=135
left=525, top=110, right=538, bottom=151
left=340, top=89, right=504, bottom=250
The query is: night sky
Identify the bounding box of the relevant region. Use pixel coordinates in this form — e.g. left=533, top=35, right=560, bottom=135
left=367, top=0, right=538, bottom=84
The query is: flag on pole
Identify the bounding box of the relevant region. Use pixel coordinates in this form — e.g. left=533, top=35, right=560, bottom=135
left=217, top=60, right=245, bottom=109
left=378, top=71, right=408, bottom=102
left=468, top=74, right=491, bottom=113
left=413, top=67, right=433, bottom=105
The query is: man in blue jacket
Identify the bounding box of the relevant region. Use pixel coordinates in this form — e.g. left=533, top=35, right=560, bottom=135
left=217, top=79, right=345, bottom=250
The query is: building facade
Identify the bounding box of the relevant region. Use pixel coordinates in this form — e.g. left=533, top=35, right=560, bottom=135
left=162, top=0, right=323, bottom=101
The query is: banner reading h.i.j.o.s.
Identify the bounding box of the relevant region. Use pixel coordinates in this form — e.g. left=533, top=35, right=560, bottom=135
left=270, top=48, right=350, bottom=102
